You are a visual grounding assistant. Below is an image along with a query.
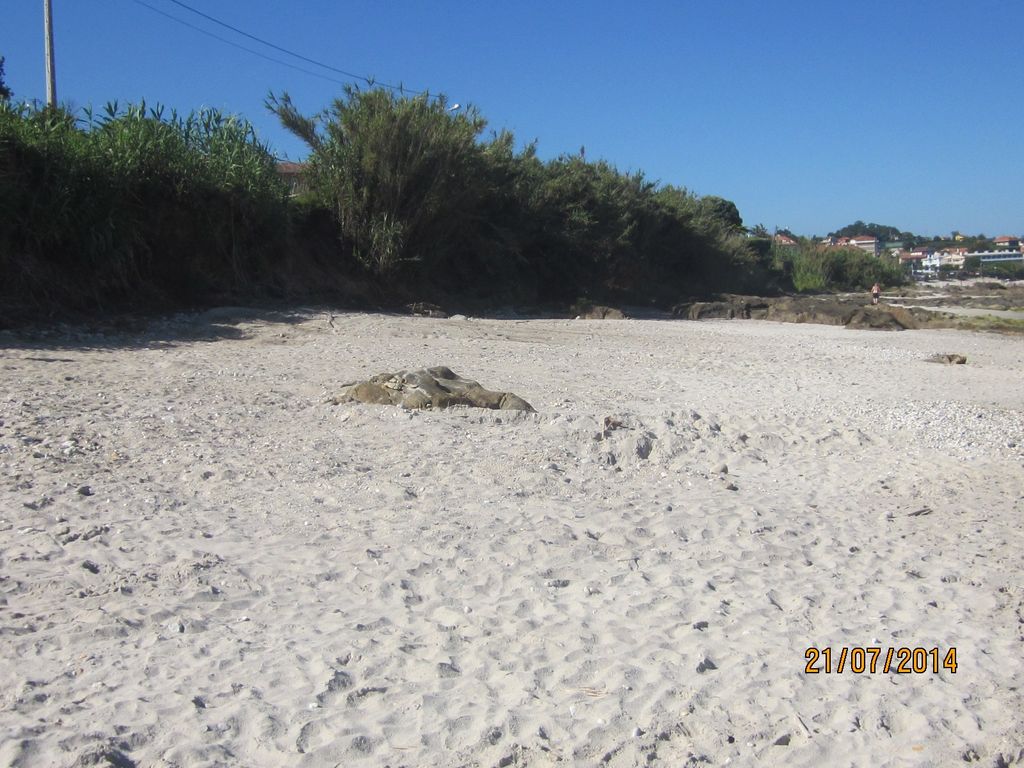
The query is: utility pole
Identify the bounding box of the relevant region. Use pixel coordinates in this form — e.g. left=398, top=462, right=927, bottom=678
left=44, top=0, right=57, bottom=107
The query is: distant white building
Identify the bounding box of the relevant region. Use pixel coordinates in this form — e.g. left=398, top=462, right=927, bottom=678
left=823, top=234, right=881, bottom=256
left=939, top=250, right=967, bottom=269
left=917, top=249, right=964, bottom=274
left=967, top=250, right=1024, bottom=265
left=848, top=235, right=881, bottom=256
left=922, top=252, right=942, bottom=273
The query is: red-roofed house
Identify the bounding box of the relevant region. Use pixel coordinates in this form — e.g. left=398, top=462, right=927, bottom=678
left=899, top=250, right=926, bottom=274
left=276, top=161, right=309, bottom=196
left=994, top=236, right=1020, bottom=251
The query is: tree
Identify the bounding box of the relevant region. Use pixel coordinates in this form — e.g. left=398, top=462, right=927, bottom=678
left=699, top=195, right=743, bottom=232
left=267, top=87, right=492, bottom=277
left=0, top=57, right=11, bottom=101
left=829, top=221, right=914, bottom=243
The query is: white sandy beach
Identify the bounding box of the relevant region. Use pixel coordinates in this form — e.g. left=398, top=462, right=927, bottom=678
left=1, top=310, right=1022, bottom=767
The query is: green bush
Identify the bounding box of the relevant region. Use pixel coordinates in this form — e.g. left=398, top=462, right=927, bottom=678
left=789, top=247, right=831, bottom=292
left=268, top=87, right=756, bottom=305
left=774, top=242, right=904, bottom=293
left=267, top=88, right=490, bottom=280
left=982, top=261, right=1024, bottom=280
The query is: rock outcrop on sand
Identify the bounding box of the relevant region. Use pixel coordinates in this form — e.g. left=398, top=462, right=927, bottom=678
left=331, top=366, right=535, bottom=412
left=405, top=302, right=448, bottom=318
left=673, top=295, right=948, bottom=331
left=576, top=304, right=627, bottom=320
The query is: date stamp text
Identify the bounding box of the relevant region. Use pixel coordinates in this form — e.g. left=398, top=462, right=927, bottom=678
left=804, top=647, right=957, bottom=674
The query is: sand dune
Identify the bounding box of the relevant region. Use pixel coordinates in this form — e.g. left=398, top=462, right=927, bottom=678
left=1, top=310, right=1022, bottom=766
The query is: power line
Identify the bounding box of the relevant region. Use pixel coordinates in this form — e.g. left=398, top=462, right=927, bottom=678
left=162, top=0, right=427, bottom=95
left=130, top=0, right=352, bottom=86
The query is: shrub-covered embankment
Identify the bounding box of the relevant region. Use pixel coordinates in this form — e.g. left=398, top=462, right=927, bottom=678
left=1, top=90, right=903, bottom=324
left=0, top=102, right=292, bottom=321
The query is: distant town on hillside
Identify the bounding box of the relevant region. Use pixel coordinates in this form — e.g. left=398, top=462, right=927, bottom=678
left=758, top=221, right=1024, bottom=277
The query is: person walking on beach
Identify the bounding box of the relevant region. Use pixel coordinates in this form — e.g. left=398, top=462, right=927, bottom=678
left=871, top=282, right=881, bottom=305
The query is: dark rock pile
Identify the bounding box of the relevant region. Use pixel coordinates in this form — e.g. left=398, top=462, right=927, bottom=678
left=576, top=305, right=627, bottom=320
left=672, top=295, right=950, bottom=331
left=406, top=302, right=448, bottom=318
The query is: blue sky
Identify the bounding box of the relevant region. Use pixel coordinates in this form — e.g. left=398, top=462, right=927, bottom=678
left=3, top=0, right=1022, bottom=237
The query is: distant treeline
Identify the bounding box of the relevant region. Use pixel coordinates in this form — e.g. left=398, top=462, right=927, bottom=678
left=828, top=220, right=999, bottom=252
left=828, top=221, right=916, bottom=244
left=1, top=89, right=895, bottom=323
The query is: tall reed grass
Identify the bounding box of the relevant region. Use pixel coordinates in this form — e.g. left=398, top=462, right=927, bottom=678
left=0, top=101, right=288, bottom=314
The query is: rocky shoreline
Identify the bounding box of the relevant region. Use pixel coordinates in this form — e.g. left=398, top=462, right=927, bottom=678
left=671, top=280, right=1024, bottom=333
